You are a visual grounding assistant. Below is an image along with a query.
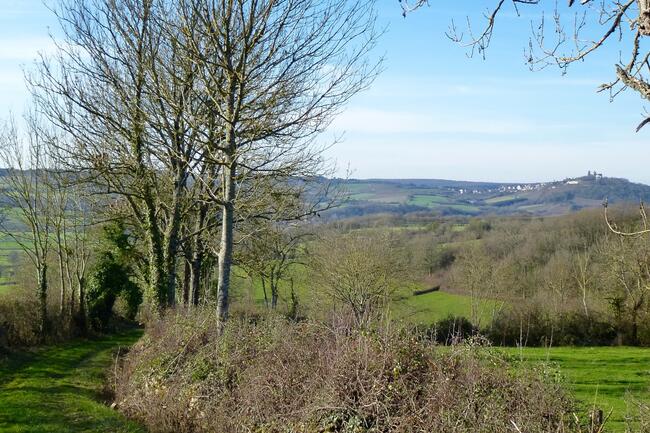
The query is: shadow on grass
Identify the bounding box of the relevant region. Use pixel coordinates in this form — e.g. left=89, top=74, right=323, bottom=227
left=0, top=329, right=146, bottom=433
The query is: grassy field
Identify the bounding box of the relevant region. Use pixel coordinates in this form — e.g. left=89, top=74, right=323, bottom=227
left=0, top=234, right=24, bottom=291
left=394, top=289, right=501, bottom=325
left=0, top=276, right=647, bottom=433
left=234, top=264, right=499, bottom=326
left=0, top=330, right=145, bottom=433
left=401, top=290, right=650, bottom=431
left=484, top=194, right=518, bottom=204
left=407, top=194, right=452, bottom=207
left=503, top=346, right=650, bottom=432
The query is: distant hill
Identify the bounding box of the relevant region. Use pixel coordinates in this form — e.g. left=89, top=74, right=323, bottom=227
left=326, top=174, right=650, bottom=218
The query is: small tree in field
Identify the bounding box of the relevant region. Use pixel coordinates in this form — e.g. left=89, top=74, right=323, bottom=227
left=310, top=232, right=407, bottom=327
left=238, top=222, right=308, bottom=310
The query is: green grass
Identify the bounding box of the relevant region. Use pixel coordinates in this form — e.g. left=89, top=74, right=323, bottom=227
left=444, top=203, right=481, bottom=213
left=394, top=290, right=501, bottom=325
left=235, top=264, right=498, bottom=327
left=484, top=194, right=518, bottom=204
left=235, top=266, right=648, bottom=432
left=503, top=346, right=650, bottom=432
left=0, top=330, right=146, bottom=433
left=407, top=194, right=452, bottom=207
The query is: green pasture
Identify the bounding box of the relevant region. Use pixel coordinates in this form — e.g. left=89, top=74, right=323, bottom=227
left=444, top=203, right=481, bottom=213
left=0, top=234, right=22, bottom=293
left=503, top=346, right=650, bottom=432
left=406, top=195, right=481, bottom=214
left=484, top=194, right=518, bottom=204
left=518, top=203, right=547, bottom=212
left=235, top=271, right=649, bottom=432
left=234, top=265, right=499, bottom=327
left=394, top=289, right=502, bottom=325
left=407, top=194, right=452, bottom=207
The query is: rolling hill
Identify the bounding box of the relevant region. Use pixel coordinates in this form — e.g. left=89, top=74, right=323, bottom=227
left=327, top=173, right=650, bottom=218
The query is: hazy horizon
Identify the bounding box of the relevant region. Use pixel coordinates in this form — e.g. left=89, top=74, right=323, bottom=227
left=1, top=1, right=649, bottom=183
left=341, top=172, right=649, bottom=185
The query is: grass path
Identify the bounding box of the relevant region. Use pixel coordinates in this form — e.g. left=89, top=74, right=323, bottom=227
left=0, top=329, right=146, bottom=433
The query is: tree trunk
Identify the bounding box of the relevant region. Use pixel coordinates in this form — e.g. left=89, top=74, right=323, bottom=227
left=163, top=235, right=178, bottom=308
left=191, top=248, right=203, bottom=306
left=163, top=164, right=185, bottom=307
left=271, top=277, right=279, bottom=310
left=38, top=263, right=48, bottom=338
left=77, top=275, right=87, bottom=331
left=261, top=278, right=269, bottom=308
left=217, top=161, right=236, bottom=325
left=190, top=205, right=207, bottom=306
left=182, top=259, right=191, bottom=305
left=69, top=280, right=76, bottom=318
left=56, top=241, right=66, bottom=316
left=146, top=210, right=167, bottom=313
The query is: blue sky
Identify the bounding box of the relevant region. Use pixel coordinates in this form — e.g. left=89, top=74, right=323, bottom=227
left=1, top=1, right=648, bottom=183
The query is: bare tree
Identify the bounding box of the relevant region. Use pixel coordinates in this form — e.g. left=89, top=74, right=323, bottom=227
left=30, top=0, right=204, bottom=312
left=0, top=118, right=55, bottom=336
left=573, top=249, right=594, bottom=317
left=174, top=0, right=381, bottom=324
left=30, top=0, right=378, bottom=325
left=310, top=232, right=407, bottom=327
left=451, top=244, right=498, bottom=327
left=602, top=234, right=650, bottom=344
left=239, top=221, right=308, bottom=309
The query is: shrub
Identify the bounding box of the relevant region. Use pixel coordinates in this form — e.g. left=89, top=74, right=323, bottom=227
left=423, top=315, right=477, bottom=345
left=628, top=399, right=650, bottom=433
left=484, top=307, right=618, bottom=347
left=0, top=288, right=41, bottom=348
left=86, top=221, right=142, bottom=331
left=115, top=310, right=576, bottom=433
left=87, top=251, right=141, bottom=330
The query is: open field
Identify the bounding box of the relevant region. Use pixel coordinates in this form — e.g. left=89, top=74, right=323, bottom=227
left=234, top=264, right=498, bottom=325
left=0, top=235, right=22, bottom=292
left=394, top=289, right=501, bottom=325
left=0, top=329, right=145, bottom=433
left=407, top=194, right=452, bottom=206
left=503, top=346, right=650, bottom=432
left=2, top=269, right=647, bottom=433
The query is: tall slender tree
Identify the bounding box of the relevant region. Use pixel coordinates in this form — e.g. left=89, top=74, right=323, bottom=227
left=176, top=0, right=381, bottom=324
left=0, top=118, right=55, bottom=336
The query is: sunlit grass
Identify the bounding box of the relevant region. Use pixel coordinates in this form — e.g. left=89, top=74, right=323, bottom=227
left=0, top=330, right=145, bottom=433
left=503, top=346, right=650, bottom=432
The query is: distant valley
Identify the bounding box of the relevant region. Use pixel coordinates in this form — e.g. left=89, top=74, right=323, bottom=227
left=328, top=172, right=650, bottom=218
